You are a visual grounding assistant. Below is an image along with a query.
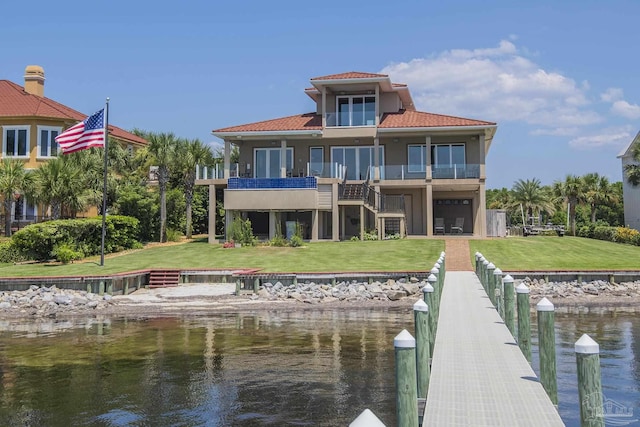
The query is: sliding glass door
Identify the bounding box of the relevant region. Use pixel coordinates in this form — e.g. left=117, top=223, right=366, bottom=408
left=254, top=148, right=293, bottom=178
left=331, top=146, right=384, bottom=180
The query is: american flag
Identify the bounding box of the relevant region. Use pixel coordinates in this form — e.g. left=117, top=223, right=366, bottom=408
left=55, top=109, right=105, bottom=154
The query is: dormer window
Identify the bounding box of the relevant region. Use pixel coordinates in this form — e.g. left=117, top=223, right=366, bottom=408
left=336, top=95, right=376, bottom=126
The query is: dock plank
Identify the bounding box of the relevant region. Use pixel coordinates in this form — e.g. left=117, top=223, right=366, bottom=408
left=423, top=271, right=564, bottom=426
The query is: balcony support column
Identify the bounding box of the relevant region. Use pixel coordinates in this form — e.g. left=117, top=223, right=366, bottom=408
left=375, top=84, right=380, bottom=126
left=479, top=133, right=486, bottom=179
left=373, top=137, right=380, bottom=181
left=311, top=209, right=319, bottom=241
left=208, top=184, right=217, bottom=244
left=322, top=87, right=327, bottom=128
left=425, top=136, right=432, bottom=180
left=280, top=139, right=287, bottom=178
left=225, top=209, right=234, bottom=241
left=269, top=211, right=277, bottom=239
left=332, top=183, right=339, bottom=241
left=223, top=140, right=231, bottom=179
left=426, top=184, right=433, bottom=236
left=359, top=205, right=365, bottom=240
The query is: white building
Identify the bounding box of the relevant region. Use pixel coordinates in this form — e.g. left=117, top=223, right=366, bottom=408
left=618, top=131, right=640, bottom=231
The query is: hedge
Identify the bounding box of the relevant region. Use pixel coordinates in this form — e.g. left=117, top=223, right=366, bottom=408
left=577, top=223, right=640, bottom=246
left=11, top=215, right=143, bottom=262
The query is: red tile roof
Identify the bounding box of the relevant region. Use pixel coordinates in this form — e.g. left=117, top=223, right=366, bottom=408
left=380, top=110, right=495, bottom=128
left=311, top=71, right=388, bottom=80
left=214, top=113, right=322, bottom=133
left=0, top=80, right=147, bottom=145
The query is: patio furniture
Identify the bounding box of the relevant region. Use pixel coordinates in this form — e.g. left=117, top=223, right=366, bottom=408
left=434, top=217, right=445, bottom=235
left=451, top=217, right=464, bottom=234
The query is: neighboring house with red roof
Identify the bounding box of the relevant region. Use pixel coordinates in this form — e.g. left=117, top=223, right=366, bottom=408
left=618, top=131, right=640, bottom=231
left=0, top=65, right=147, bottom=225
left=198, top=71, right=497, bottom=242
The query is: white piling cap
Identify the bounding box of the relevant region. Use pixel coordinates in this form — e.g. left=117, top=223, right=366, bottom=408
left=516, top=283, right=530, bottom=294
left=482, top=259, right=489, bottom=266
left=422, top=283, right=434, bottom=293
left=503, top=274, right=514, bottom=283
left=487, top=262, right=495, bottom=269
left=349, top=409, right=387, bottom=427
left=536, top=297, right=555, bottom=312
left=440, top=251, right=445, bottom=257
left=475, top=252, right=481, bottom=258
left=427, top=274, right=437, bottom=283
left=430, top=267, right=439, bottom=274
left=494, top=268, right=502, bottom=275
left=413, top=299, right=429, bottom=312
left=575, top=334, right=599, bottom=354
left=434, top=262, right=441, bottom=269
left=394, top=329, right=416, bottom=348
left=438, top=257, right=444, bottom=263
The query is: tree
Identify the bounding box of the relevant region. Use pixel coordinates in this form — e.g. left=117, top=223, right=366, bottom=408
left=510, top=178, right=555, bottom=225
left=624, top=140, right=640, bottom=186
left=0, top=159, right=34, bottom=237
left=147, top=132, right=177, bottom=242
left=552, top=174, right=584, bottom=235
left=175, top=138, right=213, bottom=238
left=32, top=156, right=85, bottom=220
left=582, top=173, right=618, bottom=223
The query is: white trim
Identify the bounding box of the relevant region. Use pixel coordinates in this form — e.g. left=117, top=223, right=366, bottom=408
left=2, top=125, right=30, bottom=158
left=36, top=125, right=62, bottom=158
left=212, top=130, right=322, bottom=138
left=309, top=146, right=324, bottom=175
left=378, top=125, right=497, bottom=133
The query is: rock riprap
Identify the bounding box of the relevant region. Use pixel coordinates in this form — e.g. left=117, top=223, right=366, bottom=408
left=0, top=285, right=113, bottom=316
left=255, top=277, right=425, bottom=304
left=520, top=277, right=640, bottom=299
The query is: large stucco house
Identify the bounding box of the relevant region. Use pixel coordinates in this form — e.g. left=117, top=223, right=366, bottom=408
left=198, top=71, right=497, bottom=242
left=618, top=131, right=640, bottom=231
left=0, top=65, right=147, bottom=226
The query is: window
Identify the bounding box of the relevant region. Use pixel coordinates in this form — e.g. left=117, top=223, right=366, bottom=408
left=37, top=126, right=61, bottom=158
left=309, top=147, right=324, bottom=175
left=12, top=194, right=37, bottom=221
left=431, top=144, right=465, bottom=167
left=408, top=145, right=427, bottom=172
left=3, top=126, right=30, bottom=157
left=331, top=146, right=384, bottom=180
left=336, top=96, right=376, bottom=126
left=254, top=147, right=293, bottom=178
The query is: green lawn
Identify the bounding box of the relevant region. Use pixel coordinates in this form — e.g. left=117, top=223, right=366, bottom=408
left=0, top=239, right=445, bottom=277
left=470, top=236, right=640, bottom=271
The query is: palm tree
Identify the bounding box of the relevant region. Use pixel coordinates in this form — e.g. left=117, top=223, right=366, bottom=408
left=582, top=173, right=618, bottom=223
left=510, top=178, right=555, bottom=225
left=147, top=132, right=177, bottom=242
left=32, top=157, right=85, bottom=220
left=552, top=174, right=584, bottom=235
left=624, top=140, right=640, bottom=186
left=175, top=138, right=213, bottom=239
left=0, top=159, right=34, bottom=237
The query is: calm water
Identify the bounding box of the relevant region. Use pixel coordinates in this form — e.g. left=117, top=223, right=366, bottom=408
left=0, top=309, right=638, bottom=426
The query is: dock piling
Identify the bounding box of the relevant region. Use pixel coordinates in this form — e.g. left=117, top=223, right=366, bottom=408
left=516, top=283, right=531, bottom=362
left=395, top=329, right=419, bottom=427
left=413, top=300, right=431, bottom=399
left=493, top=268, right=503, bottom=316
left=349, top=409, right=386, bottom=427
left=422, top=281, right=436, bottom=355
left=575, top=334, right=605, bottom=427
left=503, top=275, right=516, bottom=336
left=486, top=263, right=496, bottom=305
left=537, top=297, right=558, bottom=405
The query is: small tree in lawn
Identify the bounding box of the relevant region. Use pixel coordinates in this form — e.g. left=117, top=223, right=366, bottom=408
left=0, top=159, right=34, bottom=237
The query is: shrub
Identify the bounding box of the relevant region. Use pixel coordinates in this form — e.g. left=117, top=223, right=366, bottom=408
left=269, top=221, right=287, bottom=247
left=0, top=240, right=28, bottom=264
left=228, top=216, right=256, bottom=246
left=51, top=241, right=83, bottom=264
left=592, top=226, right=616, bottom=242
left=613, top=227, right=640, bottom=244
left=363, top=230, right=378, bottom=241
left=350, top=236, right=360, bottom=241
left=289, top=235, right=303, bottom=247
left=165, top=228, right=183, bottom=242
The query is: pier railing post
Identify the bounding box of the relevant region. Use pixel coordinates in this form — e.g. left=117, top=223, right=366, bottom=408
left=439, top=251, right=446, bottom=277
left=575, top=334, right=605, bottom=427
left=430, top=267, right=440, bottom=318
left=486, top=262, right=496, bottom=305
left=503, top=275, right=516, bottom=336
left=482, top=259, right=489, bottom=291
left=516, top=283, right=531, bottom=362
left=494, top=268, right=503, bottom=317
left=537, top=297, right=558, bottom=405
left=413, top=300, right=431, bottom=399
left=395, top=330, right=419, bottom=427
left=475, top=252, right=481, bottom=276
left=422, top=281, right=436, bottom=356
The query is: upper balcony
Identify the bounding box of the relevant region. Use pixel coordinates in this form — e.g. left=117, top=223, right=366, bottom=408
left=380, top=164, right=481, bottom=181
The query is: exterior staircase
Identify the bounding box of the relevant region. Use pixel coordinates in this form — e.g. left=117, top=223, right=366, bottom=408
left=341, top=183, right=364, bottom=200
left=148, top=269, right=181, bottom=288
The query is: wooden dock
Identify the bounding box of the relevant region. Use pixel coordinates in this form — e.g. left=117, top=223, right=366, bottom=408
left=423, top=271, right=564, bottom=426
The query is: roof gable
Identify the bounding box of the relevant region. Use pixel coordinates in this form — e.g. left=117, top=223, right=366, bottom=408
left=311, top=71, right=388, bottom=80
left=618, top=131, right=640, bottom=158
left=214, top=113, right=322, bottom=133
left=0, top=80, right=147, bottom=145
left=380, top=110, right=495, bottom=128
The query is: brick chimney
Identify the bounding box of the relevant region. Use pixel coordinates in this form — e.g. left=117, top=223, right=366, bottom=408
left=24, top=65, right=45, bottom=97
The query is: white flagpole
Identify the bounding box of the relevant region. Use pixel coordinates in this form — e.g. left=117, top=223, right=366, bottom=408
left=100, top=98, right=110, bottom=266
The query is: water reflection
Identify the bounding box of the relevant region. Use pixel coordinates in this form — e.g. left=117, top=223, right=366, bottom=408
left=0, top=309, right=639, bottom=426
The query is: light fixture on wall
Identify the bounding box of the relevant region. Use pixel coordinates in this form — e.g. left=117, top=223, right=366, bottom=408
left=354, top=139, right=360, bottom=144
left=393, top=138, right=399, bottom=143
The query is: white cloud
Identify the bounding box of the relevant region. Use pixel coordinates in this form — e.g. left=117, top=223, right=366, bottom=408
left=611, top=100, right=640, bottom=120
left=531, top=127, right=579, bottom=137
left=380, top=40, right=601, bottom=132
left=601, top=87, right=623, bottom=102
left=568, top=126, right=634, bottom=149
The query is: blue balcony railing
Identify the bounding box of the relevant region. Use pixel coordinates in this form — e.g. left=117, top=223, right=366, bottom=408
left=227, top=177, right=317, bottom=190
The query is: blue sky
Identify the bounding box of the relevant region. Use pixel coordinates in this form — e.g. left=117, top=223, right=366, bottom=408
left=3, top=0, right=639, bottom=189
